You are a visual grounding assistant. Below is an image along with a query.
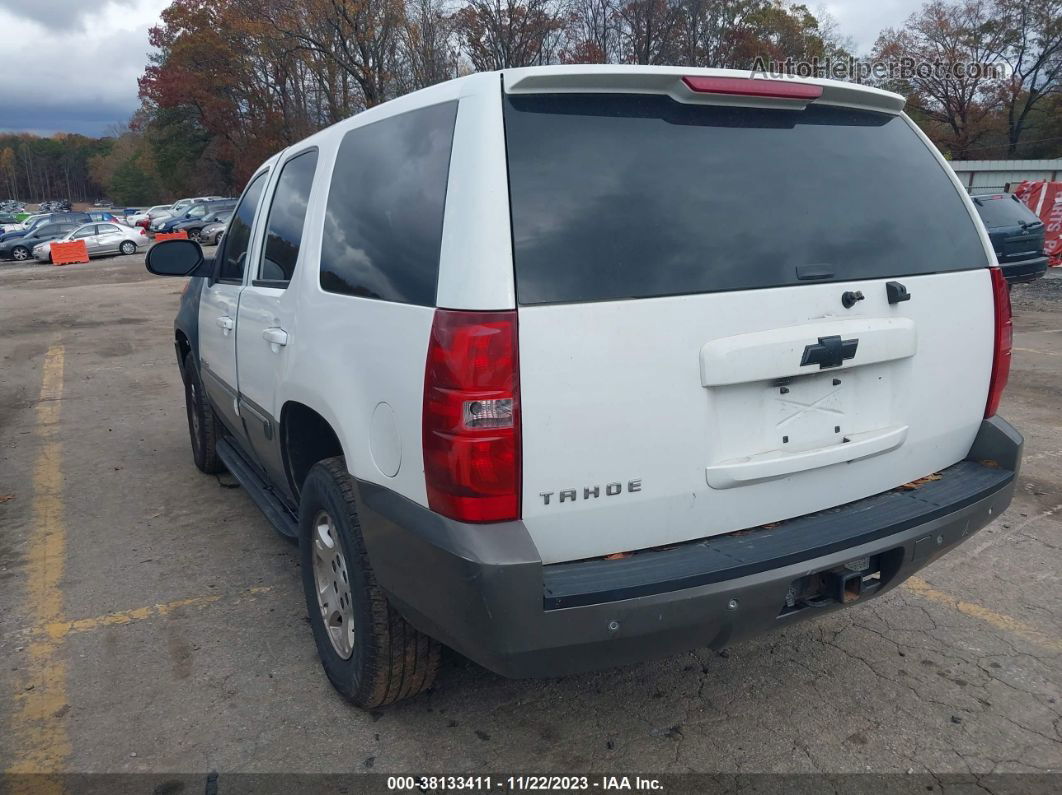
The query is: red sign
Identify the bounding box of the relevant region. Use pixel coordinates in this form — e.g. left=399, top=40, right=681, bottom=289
left=1013, top=181, right=1062, bottom=268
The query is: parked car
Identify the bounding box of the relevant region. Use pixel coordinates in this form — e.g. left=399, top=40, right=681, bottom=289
left=0, top=212, right=89, bottom=243
left=128, top=205, right=173, bottom=227
left=143, top=66, right=1021, bottom=709
left=971, top=193, right=1048, bottom=285
left=151, top=196, right=225, bottom=230
left=0, top=211, right=21, bottom=232
left=87, top=210, right=129, bottom=226
left=199, top=212, right=231, bottom=246
left=168, top=205, right=237, bottom=241
left=0, top=221, right=79, bottom=260
left=152, top=199, right=232, bottom=233
left=34, top=222, right=148, bottom=263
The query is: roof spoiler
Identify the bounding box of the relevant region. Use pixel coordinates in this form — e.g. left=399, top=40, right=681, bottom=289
left=503, top=66, right=906, bottom=115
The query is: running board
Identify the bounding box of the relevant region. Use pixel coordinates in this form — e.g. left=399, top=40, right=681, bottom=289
left=216, top=438, right=299, bottom=541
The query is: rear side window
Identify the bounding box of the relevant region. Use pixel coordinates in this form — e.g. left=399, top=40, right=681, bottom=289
left=218, top=171, right=268, bottom=282
left=259, top=149, right=318, bottom=284
left=504, top=94, right=989, bottom=304
left=973, top=195, right=1041, bottom=229
left=320, top=101, right=458, bottom=305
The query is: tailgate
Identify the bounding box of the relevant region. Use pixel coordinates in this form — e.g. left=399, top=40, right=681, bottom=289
left=502, top=87, right=993, bottom=564
left=519, top=272, right=992, bottom=563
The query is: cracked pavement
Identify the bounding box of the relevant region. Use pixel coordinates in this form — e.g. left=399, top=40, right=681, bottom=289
left=0, top=259, right=1059, bottom=778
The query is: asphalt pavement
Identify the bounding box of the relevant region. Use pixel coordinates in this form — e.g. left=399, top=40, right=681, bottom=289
left=1, top=257, right=1060, bottom=787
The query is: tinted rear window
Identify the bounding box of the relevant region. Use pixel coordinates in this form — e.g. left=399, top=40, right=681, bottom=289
left=321, top=101, right=458, bottom=305
left=973, top=195, right=1041, bottom=229
left=504, top=94, right=988, bottom=304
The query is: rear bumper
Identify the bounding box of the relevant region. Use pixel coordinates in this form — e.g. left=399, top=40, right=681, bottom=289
left=357, top=417, right=1021, bottom=678
left=1000, top=255, right=1048, bottom=284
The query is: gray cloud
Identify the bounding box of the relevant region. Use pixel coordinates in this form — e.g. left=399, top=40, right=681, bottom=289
left=0, top=0, right=139, bottom=31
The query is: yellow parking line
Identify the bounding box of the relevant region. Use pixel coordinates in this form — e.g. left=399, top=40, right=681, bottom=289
left=38, top=586, right=274, bottom=640
left=903, top=576, right=1062, bottom=654
left=6, top=344, right=70, bottom=786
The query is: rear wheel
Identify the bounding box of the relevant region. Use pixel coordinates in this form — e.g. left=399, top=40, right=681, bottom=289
left=119, top=240, right=136, bottom=255
left=299, top=457, right=440, bottom=708
left=11, top=245, right=28, bottom=261
left=183, top=352, right=223, bottom=474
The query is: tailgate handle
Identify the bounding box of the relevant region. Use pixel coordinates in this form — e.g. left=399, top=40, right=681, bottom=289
left=800, top=335, right=858, bottom=369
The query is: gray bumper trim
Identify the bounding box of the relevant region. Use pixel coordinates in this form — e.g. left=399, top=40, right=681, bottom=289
left=355, top=417, right=1022, bottom=678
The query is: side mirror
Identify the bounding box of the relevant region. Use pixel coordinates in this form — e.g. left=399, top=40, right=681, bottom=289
left=146, top=239, right=209, bottom=277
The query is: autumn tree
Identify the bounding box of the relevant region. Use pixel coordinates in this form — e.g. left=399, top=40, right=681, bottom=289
left=874, top=1, right=1009, bottom=159
left=988, top=0, right=1062, bottom=155
left=454, top=0, right=568, bottom=70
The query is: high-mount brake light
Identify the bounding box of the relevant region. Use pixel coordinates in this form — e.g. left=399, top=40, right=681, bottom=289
left=682, top=76, right=823, bottom=101
left=985, top=268, right=1012, bottom=418
left=422, top=309, right=521, bottom=523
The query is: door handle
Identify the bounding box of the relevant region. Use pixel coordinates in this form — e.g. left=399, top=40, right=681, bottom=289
left=216, top=316, right=234, bottom=332
left=263, top=327, right=288, bottom=352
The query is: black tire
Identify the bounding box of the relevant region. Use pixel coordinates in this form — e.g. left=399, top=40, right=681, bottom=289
left=182, top=352, right=224, bottom=474
left=187, top=229, right=201, bottom=243
left=11, top=245, right=28, bottom=261
left=299, top=457, right=440, bottom=708
left=214, top=231, right=224, bottom=246
left=119, top=240, right=136, bottom=255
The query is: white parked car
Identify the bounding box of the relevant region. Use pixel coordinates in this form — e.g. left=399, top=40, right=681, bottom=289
left=35, top=222, right=148, bottom=262
left=127, top=205, right=172, bottom=226
left=143, top=66, right=1021, bottom=709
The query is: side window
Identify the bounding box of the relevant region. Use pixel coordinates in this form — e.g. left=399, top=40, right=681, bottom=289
left=73, top=225, right=96, bottom=239
left=320, top=101, right=457, bottom=305
left=259, top=149, right=319, bottom=284
left=217, top=171, right=268, bottom=282
left=97, top=224, right=119, bottom=234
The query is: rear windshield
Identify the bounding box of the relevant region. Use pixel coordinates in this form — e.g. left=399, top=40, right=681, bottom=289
left=972, top=194, right=1041, bottom=229
left=504, top=94, right=988, bottom=304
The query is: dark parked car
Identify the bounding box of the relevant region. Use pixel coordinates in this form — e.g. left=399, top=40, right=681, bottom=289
left=0, top=222, right=78, bottom=261
left=170, top=207, right=235, bottom=242
left=154, top=199, right=236, bottom=235
left=198, top=212, right=232, bottom=246
left=972, top=193, right=1048, bottom=285
left=0, top=212, right=89, bottom=243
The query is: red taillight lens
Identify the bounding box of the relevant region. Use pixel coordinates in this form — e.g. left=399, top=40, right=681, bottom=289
left=985, top=268, right=1012, bottom=418
left=423, top=309, right=520, bottom=522
left=682, top=75, right=823, bottom=100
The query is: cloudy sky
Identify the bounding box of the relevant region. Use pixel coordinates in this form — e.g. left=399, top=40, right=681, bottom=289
left=0, top=0, right=925, bottom=138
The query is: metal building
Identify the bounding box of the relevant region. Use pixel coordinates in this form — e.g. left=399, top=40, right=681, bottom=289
left=947, top=160, right=1062, bottom=194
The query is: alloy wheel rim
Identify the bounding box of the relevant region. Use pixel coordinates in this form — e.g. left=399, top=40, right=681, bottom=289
left=13, top=248, right=26, bottom=260
left=311, top=511, right=355, bottom=659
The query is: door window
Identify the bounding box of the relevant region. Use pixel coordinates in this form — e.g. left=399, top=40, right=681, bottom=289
left=72, top=225, right=96, bottom=239
left=217, top=171, right=269, bottom=283
left=259, top=149, right=319, bottom=284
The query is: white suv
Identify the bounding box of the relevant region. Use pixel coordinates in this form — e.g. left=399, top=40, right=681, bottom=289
left=146, top=65, right=1022, bottom=708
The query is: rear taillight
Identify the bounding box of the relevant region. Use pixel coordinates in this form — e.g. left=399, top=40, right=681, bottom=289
left=682, top=75, right=823, bottom=100
left=423, top=309, right=520, bottom=522
left=985, top=267, right=1012, bottom=418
